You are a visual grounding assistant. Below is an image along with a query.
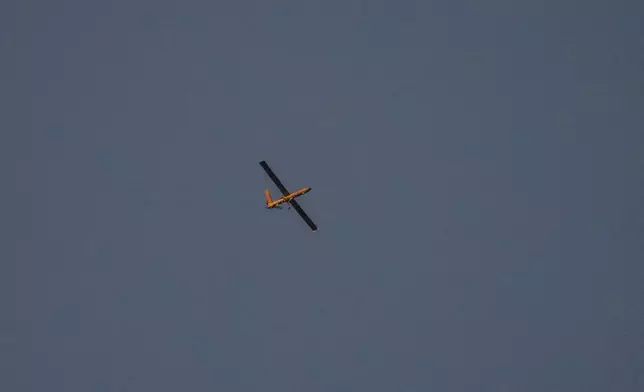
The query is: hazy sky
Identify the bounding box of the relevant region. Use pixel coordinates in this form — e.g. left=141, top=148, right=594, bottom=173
left=5, top=1, right=644, bottom=391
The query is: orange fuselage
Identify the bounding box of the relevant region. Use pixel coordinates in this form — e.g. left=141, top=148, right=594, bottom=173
left=266, top=187, right=311, bottom=208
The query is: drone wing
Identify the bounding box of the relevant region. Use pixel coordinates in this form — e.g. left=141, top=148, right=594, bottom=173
left=289, top=199, right=318, bottom=232
left=259, top=161, right=290, bottom=197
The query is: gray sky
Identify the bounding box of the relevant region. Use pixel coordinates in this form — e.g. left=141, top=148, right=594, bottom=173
left=5, top=0, right=644, bottom=391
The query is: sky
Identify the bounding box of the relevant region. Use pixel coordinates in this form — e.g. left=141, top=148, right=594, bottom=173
left=4, top=0, right=644, bottom=391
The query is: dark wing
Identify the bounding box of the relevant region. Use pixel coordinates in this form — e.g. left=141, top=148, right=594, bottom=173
left=259, top=161, right=290, bottom=197
left=289, top=199, right=318, bottom=231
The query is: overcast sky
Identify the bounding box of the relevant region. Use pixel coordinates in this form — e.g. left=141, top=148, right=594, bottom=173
left=4, top=0, right=644, bottom=391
